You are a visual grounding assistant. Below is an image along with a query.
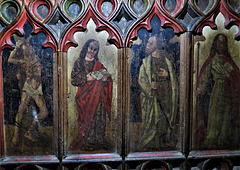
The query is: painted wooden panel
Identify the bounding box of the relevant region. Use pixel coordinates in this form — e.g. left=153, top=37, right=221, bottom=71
left=193, top=13, right=240, bottom=150
left=0, top=0, right=238, bottom=169
left=129, top=15, right=180, bottom=152
left=2, top=21, right=55, bottom=156
left=66, top=20, right=120, bottom=155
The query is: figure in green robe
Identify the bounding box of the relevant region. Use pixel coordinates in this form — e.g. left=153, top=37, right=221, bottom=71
left=196, top=34, right=240, bottom=149
left=138, top=35, right=178, bottom=150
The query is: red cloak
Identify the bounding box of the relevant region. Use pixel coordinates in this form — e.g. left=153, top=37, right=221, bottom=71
left=69, top=61, right=112, bottom=151
left=195, top=56, right=240, bottom=147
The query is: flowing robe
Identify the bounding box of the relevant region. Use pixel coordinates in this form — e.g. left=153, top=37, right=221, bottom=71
left=138, top=54, right=177, bottom=149
left=197, top=55, right=240, bottom=148
left=69, top=58, right=112, bottom=151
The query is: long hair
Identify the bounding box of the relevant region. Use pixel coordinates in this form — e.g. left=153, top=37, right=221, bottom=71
left=210, top=34, right=230, bottom=58
left=79, top=39, right=99, bottom=61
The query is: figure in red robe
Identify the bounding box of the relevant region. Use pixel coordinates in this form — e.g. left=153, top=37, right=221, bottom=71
left=195, top=34, right=240, bottom=149
left=69, top=39, right=112, bottom=151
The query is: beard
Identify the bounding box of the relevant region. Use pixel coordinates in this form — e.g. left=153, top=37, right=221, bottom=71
left=216, top=47, right=225, bottom=55
left=145, top=47, right=155, bottom=56
left=145, top=50, right=151, bottom=57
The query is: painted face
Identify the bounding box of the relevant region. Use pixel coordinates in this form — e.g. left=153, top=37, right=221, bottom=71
left=145, top=36, right=157, bottom=55
left=216, top=35, right=226, bottom=55
left=85, top=41, right=99, bottom=60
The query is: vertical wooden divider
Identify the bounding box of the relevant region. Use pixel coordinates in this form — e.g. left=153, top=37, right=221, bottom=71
left=57, top=51, right=68, bottom=164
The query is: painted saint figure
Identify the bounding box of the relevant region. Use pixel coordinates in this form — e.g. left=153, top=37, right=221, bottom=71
left=196, top=34, right=240, bottom=148
left=69, top=39, right=112, bottom=151
left=138, top=35, right=177, bottom=149
left=8, top=40, right=48, bottom=145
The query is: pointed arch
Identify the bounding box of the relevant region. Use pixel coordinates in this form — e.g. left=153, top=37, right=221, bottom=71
left=126, top=1, right=185, bottom=47
left=194, top=1, right=240, bottom=40
left=0, top=10, right=57, bottom=52
left=0, top=9, right=58, bottom=156
left=61, top=4, right=122, bottom=52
